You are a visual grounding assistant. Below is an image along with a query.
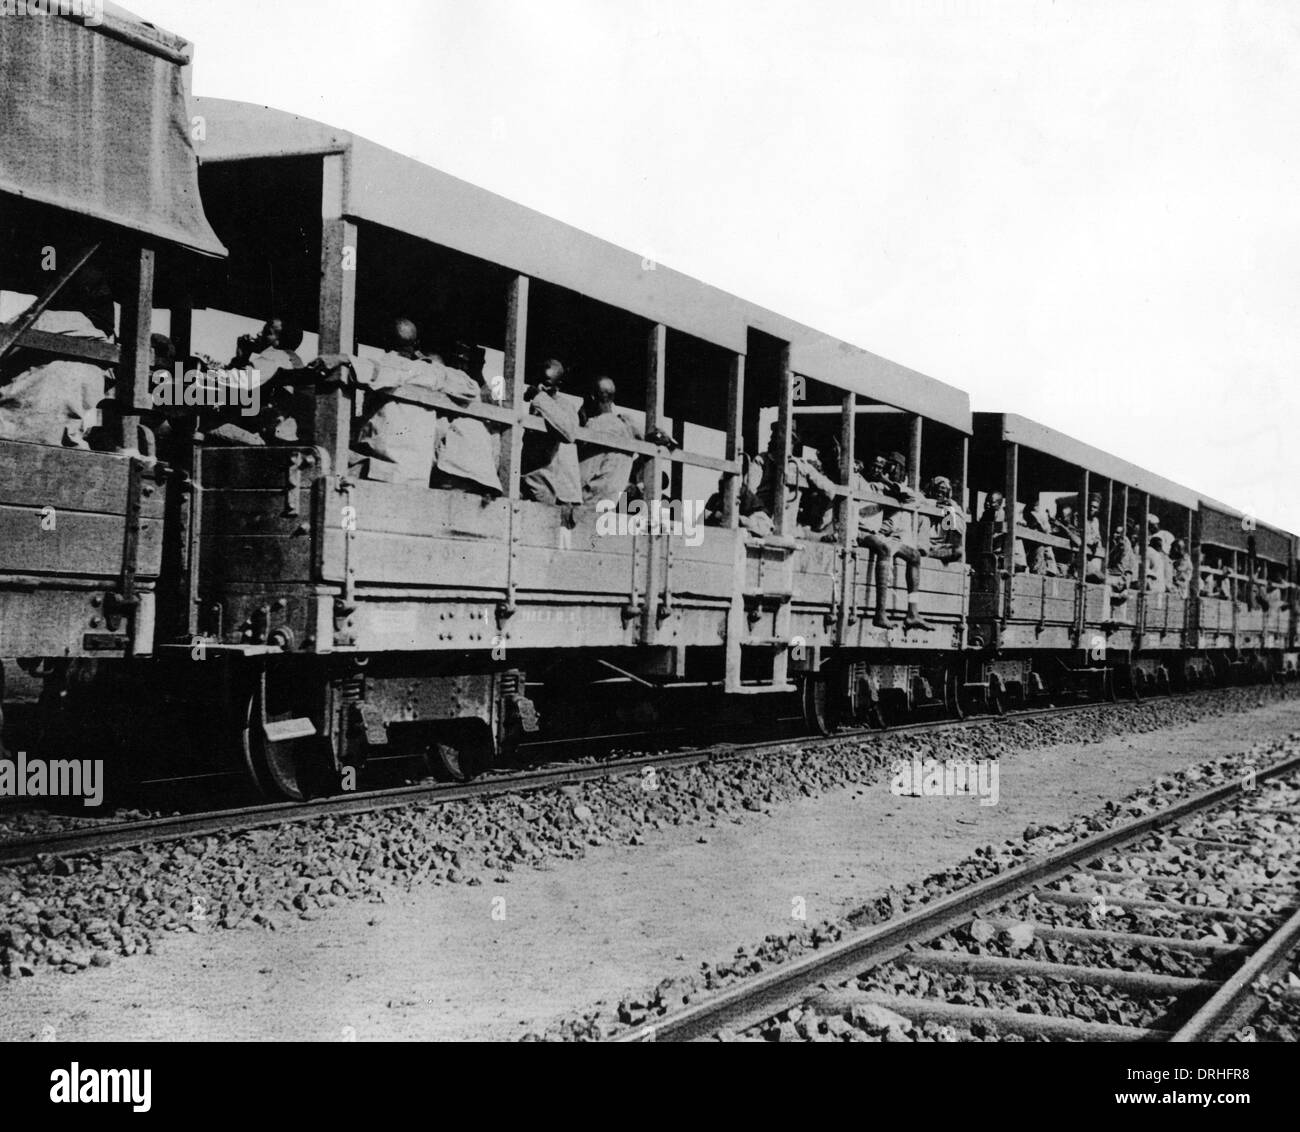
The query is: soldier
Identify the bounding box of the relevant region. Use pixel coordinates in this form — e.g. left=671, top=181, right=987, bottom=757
left=316, top=317, right=502, bottom=494
left=579, top=376, right=642, bottom=506
left=1083, top=492, right=1105, bottom=582
left=521, top=357, right=583, bottom=521
left=918, top=475, right=966, bottom=564
left=858, top=451, right=931, bottom=630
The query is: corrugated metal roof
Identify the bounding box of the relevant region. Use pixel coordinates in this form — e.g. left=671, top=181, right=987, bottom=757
left=193, top=98, right=970, bottom=432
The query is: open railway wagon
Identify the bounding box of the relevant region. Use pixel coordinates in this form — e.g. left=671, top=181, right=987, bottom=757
left=967, top=413, right=1298, bottom=704
left=0, top=6, right=226, bottom=756
left=968, top=413, right=1206, bottom=703
left=161, top=98, right=975, bottom=797
left=1194, top=500, right=1298, bottom=683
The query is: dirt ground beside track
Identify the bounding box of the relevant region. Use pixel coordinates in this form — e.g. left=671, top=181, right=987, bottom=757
left=3, top=700, right=1299, bottom=1042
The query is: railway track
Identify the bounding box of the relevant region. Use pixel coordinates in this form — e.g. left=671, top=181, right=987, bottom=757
left=0, top=687, right=1251, bottom=868
left=616, top=747, right=1300, bottom=1042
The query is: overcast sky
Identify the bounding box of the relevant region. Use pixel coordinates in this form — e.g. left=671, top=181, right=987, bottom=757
left=131, top=0, right=1300, bottom=532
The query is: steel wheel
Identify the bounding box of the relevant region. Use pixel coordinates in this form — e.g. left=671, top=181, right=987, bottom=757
left=430, top=722, right=493, bottom=782
left=802, top=674, right=834, bottom=736
left=239, top=666, right=319, bottom=801
left=945, top=669, right=966, bottom=721
left=987, top=674, right=1006, bottom=716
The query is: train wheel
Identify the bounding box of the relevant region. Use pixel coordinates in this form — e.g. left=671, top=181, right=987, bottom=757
left=987, top=674, right=1006, bottom=716
left=854, top=681, right=887, bottom=730
left=945, top=669, right=966, bottom=721
left=1156, top=665, right=1172, bottom=696
left=239, top=666, right=319, bottom=801
left=802, top=674, right=834, bottom=736
left=430, top=721, right=493, bottom=782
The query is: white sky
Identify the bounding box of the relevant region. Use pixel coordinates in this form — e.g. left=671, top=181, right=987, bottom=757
left=130, top=0, right=1300, bottom=532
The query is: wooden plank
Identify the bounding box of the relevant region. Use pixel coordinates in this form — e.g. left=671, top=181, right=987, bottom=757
left=203, top=536, right=315, bottom=585
left=499, top=274, right=529, bottom=499
left=198, top=446, right=320, bottom=491
left=8, top=327, right=119, bottom=365
left=1003, top=441, right=1018, bottom=620
left=116, top=247, right=155, bottom=452
left=0, top=589, right=126, bottom=658
left=0, top=441, right=165, bottom=517
left=642, top=322, right=668, bottom=641
left=721, top=353, right=745, bottom=528
left=347, top=479, right=510, bottom=540
left=315, top=152, right=358, bottom=473
left=0, top=507, right=163, bottom=576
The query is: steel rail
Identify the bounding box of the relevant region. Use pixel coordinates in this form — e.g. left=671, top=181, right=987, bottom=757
left=1169, top=902, right=1300, bottom=1042
left=0, top=699, right=1117, bottom=867
left=613, top=750, right=1300, bottom=1042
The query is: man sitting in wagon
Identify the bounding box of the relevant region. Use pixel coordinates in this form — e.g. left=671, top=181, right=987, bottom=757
left=0, top=265, right=115, bottom=450
left=1108, top=521, right=1138, bottom=605
left=521, top=357, right=582, bottom=522
left=1082, top=492, right=1106, bottom=582
left=1021, top=492, right=1060, bottom=576
left=579, top=375, right=644, bottom=507
left=917, top=475, right=966, bottom=564
left=752, top=424, right=837, bottom=538
left=857, top=451, right=931, bottom=631
left=315, top=316, right=502, bottom=495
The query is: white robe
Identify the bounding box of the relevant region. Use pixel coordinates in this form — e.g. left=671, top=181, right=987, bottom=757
left=351, top=351, right=501, bottom=492
left=0, top=310, right=110, bottom=448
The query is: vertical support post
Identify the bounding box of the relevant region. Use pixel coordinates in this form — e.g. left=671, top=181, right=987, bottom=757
left=839, top=393, right=857, bottom=542
left=1076, top=469, right=1090, bottom=644
left=770, top=350, right=795, bottom=687
left=837, top=392, right=857, bottom=638
left=499, top=275, right=529, bottom=499
left=908, top=414, right=922, bottom=489
left=721, top=352, right=744, bottom=529
left=1136, top=491, right=1149, bottom=643
left=773, top=346, right=794, bottom=538
left=1001, top=441, right=1019, bottom=623
left=1101, top=480, right=1113, bottom=575
left=642, top=323, right=667, bottom=640
left=1227, top=551, right=1237, bottom=642
left=117, top=247, right=155, bottom=453
left=1117, top=485, right=1130, bottom=626
left=958, top=435, right=969, bottom=527
left=1190, top=507, right=1203, bottom=642
left=907, top=413, right=922, bottom=556
left=497, top=274, right=529, bottom=621
left=316, top=153, right=357, bottom=475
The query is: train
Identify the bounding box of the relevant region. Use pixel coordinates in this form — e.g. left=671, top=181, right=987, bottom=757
left=1, top=7, right=1295, bottom=801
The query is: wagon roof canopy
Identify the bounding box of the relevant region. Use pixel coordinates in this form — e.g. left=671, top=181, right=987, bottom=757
left=980, top=412, right=1205, bottom=510
left=0, top=2, right=226, bottom=258
left=193, top=98, right=970, bottom=433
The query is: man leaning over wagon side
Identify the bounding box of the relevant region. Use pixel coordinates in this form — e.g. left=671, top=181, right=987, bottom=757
left=312, top=316, right=501, bottom=495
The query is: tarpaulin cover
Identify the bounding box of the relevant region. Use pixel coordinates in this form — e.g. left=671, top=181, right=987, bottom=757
left=0, top=7, right=226, bottom=257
